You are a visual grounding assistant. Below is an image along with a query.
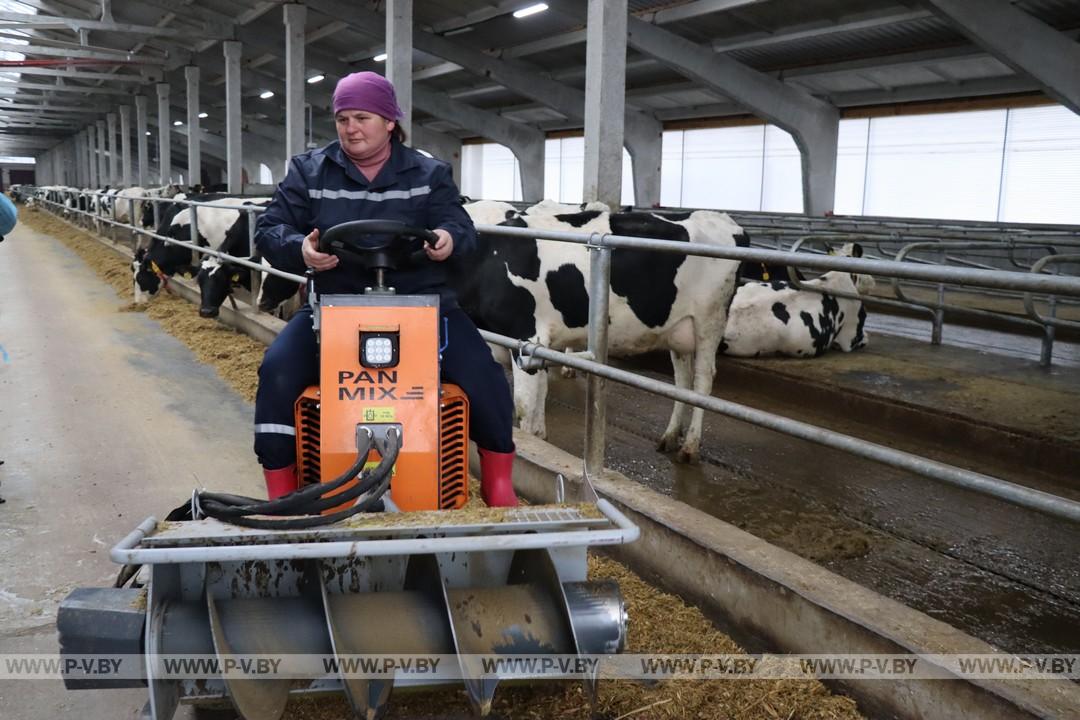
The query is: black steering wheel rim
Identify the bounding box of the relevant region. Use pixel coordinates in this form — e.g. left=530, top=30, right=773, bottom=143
left=320, top=219, right=436, bottom=253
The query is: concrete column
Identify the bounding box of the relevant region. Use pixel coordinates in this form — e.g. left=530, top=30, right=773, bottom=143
left=156, top=83, right=171, bottom=184
left=2, top=167, right=10, bottom=189
left=107, top=112, right=118, bottom=185
left=96, top=120, right=107, bottom=186
left=223, top=41, right=243, bottom=193
left=796, top=117, right=839, bottom=218
left=283, top=4, right=306, bottom=160
left=86, top=127, right=97, bottom=188
left=185, top=66, right=201, bottom=188
left=119, top=105, right=132, bottom=187
left=386, top=0, right=413, bottom=139
left=74, top=133, right=85, bottom=187
left=582, top=0, right=627, bottom=209
left=626, top=121, right=663, bottom=208
left=135, top=95, right=148, bottom=187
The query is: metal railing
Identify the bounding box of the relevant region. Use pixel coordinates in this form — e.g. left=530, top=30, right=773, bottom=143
left=30, top=187, right=1080, bottom=525
left=39, top=188, right=305, bottom=292
left=741, top=232, right=1079, bottom=364
left=473, top=221, right=1080, bottom=525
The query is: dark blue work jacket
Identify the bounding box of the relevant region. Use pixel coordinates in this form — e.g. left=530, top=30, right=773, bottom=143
left=255, top=139, right=476, bottom=308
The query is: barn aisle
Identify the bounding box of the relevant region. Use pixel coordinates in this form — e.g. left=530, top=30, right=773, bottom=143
left=0, top=220, right=262, bottom=719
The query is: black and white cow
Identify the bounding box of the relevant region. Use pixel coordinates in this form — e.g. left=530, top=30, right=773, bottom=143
left=114, top=185, right=180, bottom=226
left=192, top=200, right=301, bottom=319
left=457, top=200, right=746, bottom=463
left=721, top=261, right=875, bottom=358
left=132, top=195, right=268, bottom=301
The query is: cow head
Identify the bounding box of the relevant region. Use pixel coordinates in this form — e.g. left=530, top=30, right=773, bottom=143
left=828, top=242, right=875, bottom=294
left=196, top=256, right=240, bottom=318
left=132, top=247, right=160, bottom=300
left=256, top=260, right=302, bottom=314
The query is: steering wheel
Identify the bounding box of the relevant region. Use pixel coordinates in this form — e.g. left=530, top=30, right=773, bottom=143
left=318, top=219, right=438, bottom=271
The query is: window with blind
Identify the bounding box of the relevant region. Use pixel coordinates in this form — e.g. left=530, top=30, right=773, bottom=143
left=863, top=109, right=1007, bottom=221
left=461, top=103, right=1080, bottom=224
left=998, top=105, right=1080, bottom=224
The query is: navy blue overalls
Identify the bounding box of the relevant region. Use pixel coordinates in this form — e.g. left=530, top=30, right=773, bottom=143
left=252, top=139, right=513, bottom=470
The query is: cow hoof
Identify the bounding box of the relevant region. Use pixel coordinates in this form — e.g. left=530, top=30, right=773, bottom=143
left=656, top=434, right=681, bottom=453
left=674, top=448, right=700, bottom=465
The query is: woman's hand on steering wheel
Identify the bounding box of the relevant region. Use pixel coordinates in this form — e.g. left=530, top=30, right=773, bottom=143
left=425, top=228, right=453, bottom=262
left=302, top=228, right=339, bottom=272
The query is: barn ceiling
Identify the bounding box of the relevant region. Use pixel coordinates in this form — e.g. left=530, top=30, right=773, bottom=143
left=2, top=0, right=1078, bottom=159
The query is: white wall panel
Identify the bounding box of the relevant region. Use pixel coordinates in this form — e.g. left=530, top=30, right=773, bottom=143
left=761, top=125, right=803, bottom=212
left=660, top=130, right=684, bottom=207
left=680, top=125, right=764, bottom=210
left=834, top=118, right=869, bottom=215
left=862, top=109, right=1006, bottom=221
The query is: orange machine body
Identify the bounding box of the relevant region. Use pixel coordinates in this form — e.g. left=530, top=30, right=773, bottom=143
left=293, top=294, right=468, bottom=512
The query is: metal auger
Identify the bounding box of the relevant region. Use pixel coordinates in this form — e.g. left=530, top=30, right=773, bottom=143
left=58, top=501, right=637, bottom=719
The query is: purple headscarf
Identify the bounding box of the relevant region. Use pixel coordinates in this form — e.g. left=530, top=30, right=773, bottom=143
left=332, top=72, right=403, bottom=120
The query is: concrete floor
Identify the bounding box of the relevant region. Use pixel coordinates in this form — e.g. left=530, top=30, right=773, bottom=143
left=0, top=222, right=262, bottom=718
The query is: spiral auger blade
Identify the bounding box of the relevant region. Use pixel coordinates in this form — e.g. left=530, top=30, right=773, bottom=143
left=443, top=548, right=580, bottom=716
left=322, top=554, right=457, bottom=720
left=206, top=594, right=292, bottom=720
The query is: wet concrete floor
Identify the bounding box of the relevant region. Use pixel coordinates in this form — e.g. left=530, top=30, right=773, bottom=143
left=539, top=330, right=1080, bottom=657
left=0, top=222, right=252, bottom=717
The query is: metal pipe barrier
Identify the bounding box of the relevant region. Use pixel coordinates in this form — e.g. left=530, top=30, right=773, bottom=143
left=483, top=330, right=1080, bottom=525
left=1025, top=255, right=1080, bottom=333
left=37, top=189, right=305, bottom=286
left=479, top=223, right=1080, bottom=297
left=890, top=240, right=1080, bottom=363
left=112, top=499, right=640, bottom=565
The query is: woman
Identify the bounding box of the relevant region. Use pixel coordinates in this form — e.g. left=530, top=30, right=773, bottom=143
left=253, top=72, right=517, bottom=507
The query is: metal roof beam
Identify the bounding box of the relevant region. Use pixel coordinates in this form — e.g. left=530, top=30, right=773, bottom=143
left=0, top=100, right=112, bottom=111
left=0, top=10, right=228, bottom=39
left=925, top=0, right=1080, bottom=115
left=0, top=78, right=134, bottom=95
left=0, top=39, right=164, bottom=62
left=0, top=65, right=146, bottom=82
left=638, top=0, right=767, bottom=24
left=710, top=8, right=934, bottom=52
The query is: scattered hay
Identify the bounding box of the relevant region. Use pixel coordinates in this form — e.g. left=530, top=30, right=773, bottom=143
left=22, top=206, right=864, bottom=720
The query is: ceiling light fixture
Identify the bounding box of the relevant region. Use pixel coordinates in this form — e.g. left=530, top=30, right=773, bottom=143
left=259, top=90, right=274, bottom=99
left=513, top=3, right=548, bottom=18
left=173, top=120, right=182, bottom=126
left=373, top=53, right=387, bottom=62
left=307, top=74, right=325, bottom=84
left=198, top=112, right=208, bottom=119
left=443, top=26, right=474, bottom=37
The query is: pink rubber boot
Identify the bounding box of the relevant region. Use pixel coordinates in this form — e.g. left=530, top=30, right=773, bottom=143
left=479, top=449, right=519, bottom=507
left=263, top=463, right=298, bottom=500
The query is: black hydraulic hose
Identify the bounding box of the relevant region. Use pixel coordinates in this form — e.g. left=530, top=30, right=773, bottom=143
left=198, top=429, right=402, bottom=529
left=198, top=429, right=375, bottom=517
